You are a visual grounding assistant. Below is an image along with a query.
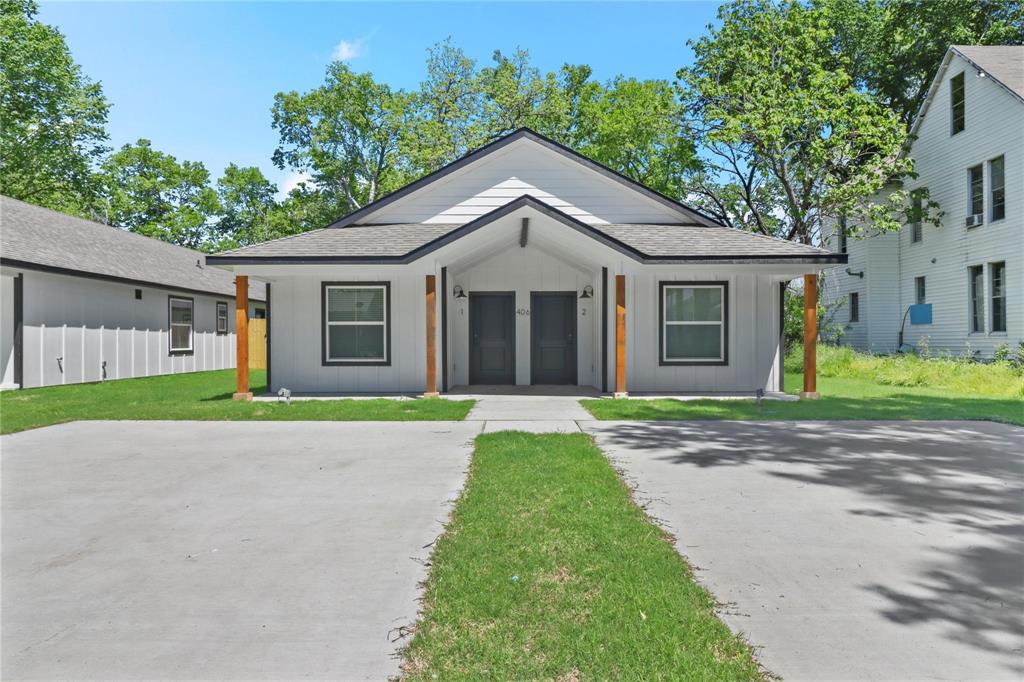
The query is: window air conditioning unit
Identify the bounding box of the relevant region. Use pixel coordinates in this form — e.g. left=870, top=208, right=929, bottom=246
left=965, top=213, right=984, bottom=228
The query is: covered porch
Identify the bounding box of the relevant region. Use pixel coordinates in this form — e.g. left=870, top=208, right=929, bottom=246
left=224, top=198, right=824, bottom=401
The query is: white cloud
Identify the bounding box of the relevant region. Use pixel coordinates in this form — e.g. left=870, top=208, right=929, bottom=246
left=331, top=38, right=366, bottom=62
left=277, top=171, right=314, bottom=200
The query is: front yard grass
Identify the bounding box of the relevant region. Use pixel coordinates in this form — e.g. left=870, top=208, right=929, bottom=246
left=402, top=432, right=761, bottom=681
left=582, top=346, right=1024, bottom=425
left=0, top=369, right=474, bottom=434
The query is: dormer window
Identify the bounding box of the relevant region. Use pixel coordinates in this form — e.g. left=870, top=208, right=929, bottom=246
left=951, top=72, right=965, bottom=135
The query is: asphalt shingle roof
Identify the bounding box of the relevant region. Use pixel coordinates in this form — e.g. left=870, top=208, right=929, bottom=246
left=0, top=196, right=264, bottom=300
left=208, top=202, right=837, bottom=264
left=953, top=45, right=1024, bottom=100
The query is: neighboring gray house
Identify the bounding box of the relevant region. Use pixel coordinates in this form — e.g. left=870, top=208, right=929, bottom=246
left=208, top=128, right=844, bottom=398
left=0, top=196, right=265, bottom=389
left=823, top=46, right=1023, bottom=358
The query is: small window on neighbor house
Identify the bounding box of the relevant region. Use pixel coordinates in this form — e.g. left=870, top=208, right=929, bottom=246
left=253, top=308, right=266, bottom=319
left=990, top=155, right=1005, bottom=222
left=134, top=288, right=142, bottom=300
left=969, top=265, right=985, bottom=332
left=849, top=292, right=859, bottom=322
left=910, top=192, right=923, bottom=243
left=168, top=297, right=194, bottom=353
left=951, top=72, right=965, bottom=135
left=660, top=283, right=727, bottom=364
left=991, top=261, right=1007, bottom=333
left=915, top=276, right=926, bottom=305
left=968, top=165, right=984, bottom=223
left=323, top=283, right=389, bottom=364
left=216, top=301, right=228, bottom=334
left=838, top=217, right=848, bottom=254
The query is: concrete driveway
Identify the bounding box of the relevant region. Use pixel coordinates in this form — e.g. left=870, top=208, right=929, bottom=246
left=583, top=420, right=1024, bottom=681
left=2, top=420, right=479, bottom=680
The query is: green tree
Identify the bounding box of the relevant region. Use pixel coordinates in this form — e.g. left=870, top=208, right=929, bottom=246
left=271, top=62, right=414, bottom=217
left=213, top=164, right=279, bottom=249
left=679, top=0, right=918, bottom=243
left=820, top=0, right=1024, bottom=127
left=0, top=0, right=109, bottom=215
left=100, top=140, right=220, bottom=249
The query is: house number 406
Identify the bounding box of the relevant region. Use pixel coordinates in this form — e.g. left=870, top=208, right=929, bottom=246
left=516, top=308, right=530, bottom=316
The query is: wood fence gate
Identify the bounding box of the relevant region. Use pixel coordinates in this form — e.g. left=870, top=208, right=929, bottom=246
left=247, top=318, right=267, bottom=370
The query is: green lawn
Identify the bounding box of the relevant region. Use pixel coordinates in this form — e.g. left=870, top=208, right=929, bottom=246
left=582, top=373, right=1023, bottom=425
left=402, top=432, right=761, bottom=681
left=0, top=370, right=474, bottom=434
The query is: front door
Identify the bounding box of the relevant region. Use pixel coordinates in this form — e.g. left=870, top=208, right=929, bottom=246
left=531, top=292, right=577, bottom=385
left=469, top=293, right=516, bottom=384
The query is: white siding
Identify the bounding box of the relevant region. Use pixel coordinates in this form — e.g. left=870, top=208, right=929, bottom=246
left=2, top=268, right=246, bottom=389
left=363, top=139, right=685, bottom=226
left=268, top=269, right=429, bottom=394
left=449, top=244, right=598, bottom=388
left=621, top=267, right=785, bottom=393
left=825, top=52, right=1024, bottom=357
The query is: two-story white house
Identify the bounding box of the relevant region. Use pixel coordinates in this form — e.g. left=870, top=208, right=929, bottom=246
left=824, top=45, right=1022, bottom=358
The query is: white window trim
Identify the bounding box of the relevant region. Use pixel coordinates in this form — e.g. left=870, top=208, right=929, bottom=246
left=168, top=296, right=194, bottom=354
left=323, top=283, right=390, bottom=364
left=660, top=283, right=728, bottom=365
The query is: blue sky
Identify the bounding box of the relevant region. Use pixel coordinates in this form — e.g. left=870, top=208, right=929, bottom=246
left=40, top=1, right=721, bottom=194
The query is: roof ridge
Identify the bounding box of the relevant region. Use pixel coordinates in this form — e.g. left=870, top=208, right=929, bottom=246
left=1, top=195, right=218, bottom=261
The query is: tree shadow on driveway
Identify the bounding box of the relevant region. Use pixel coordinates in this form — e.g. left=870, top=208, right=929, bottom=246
left=586, top=420, right=1024, bottom=674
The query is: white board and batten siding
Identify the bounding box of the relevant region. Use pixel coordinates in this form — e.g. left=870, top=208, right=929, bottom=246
left=362, top=140, right=685, bottom=226
left=449, top=243, right=598, bottom=388
left=620, top=268, right=785, bottom=394
left=825, top=50, right=1024, bottom=357
left=2, top=267, right=253, bottom=389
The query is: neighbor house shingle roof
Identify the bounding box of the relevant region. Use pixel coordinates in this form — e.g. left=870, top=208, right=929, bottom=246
left=207, top=195, right=841, bottom=265
left=0, top=196, right=264, bottom=300
left=953, top=45, right=1024, bottom=100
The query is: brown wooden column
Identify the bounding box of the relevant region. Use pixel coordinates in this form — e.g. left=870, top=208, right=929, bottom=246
left=614, top=274, right=627, bottom=397
left=424, top=274, right=439, bottom=397
left=801, top=273, right=820, bottom=400
left=233, top=274, right=252, bottom=401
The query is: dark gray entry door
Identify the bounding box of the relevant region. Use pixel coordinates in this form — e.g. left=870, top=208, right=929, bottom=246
left=469, top=293, right=516, bottom=384
left=531, top=292, right=577, bottom=385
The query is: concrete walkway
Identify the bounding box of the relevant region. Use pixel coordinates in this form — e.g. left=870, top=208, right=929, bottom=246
left=2, top=421, right=478, bottom=681
left=464, top=393, right=593, bottom=433
left=582, top=419, right=1024, bottom=681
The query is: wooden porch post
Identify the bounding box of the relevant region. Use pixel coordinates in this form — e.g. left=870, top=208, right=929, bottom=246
left=801, top=273, right=820, bottom=400
left=614, top=274, right=627, bottom=398
left=425, top=274, right=439, bottom=397
left=233, top=275, right=252, bottom=401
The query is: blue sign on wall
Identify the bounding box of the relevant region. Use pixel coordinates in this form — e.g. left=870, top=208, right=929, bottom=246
left=910, top=303, right=932, bottom=325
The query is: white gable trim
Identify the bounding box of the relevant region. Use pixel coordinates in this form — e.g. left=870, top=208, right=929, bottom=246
left=326, top=128, right=721, bottom=228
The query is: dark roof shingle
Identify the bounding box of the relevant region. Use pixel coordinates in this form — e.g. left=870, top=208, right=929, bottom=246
left=953, top=45, right=1024, bottom=100
left=1, top=196, right=264, bottom=300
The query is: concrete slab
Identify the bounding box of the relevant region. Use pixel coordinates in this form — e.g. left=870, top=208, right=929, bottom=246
left=467, top=395, right=592, bottom=421
left=1, top=420, right=479, bottom=681
left=480, top=419, right=582, bottom=434
left=582, top=420, right=1024, bottom=681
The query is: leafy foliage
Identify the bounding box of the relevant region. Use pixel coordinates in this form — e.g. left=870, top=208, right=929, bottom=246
left=821, top=0, right=1024, bottom=126
left=678, top=0, right=916, bottom=243
left=101, top=140, right=221, bottom=249
left=0, top=0, right=109, bottom=216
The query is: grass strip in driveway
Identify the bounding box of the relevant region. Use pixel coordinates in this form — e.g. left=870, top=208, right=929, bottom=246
left=402, top=432, right=761, bottom=681
left=0, top=369, right=474, bottom=434
left=582, top=374, right=1024, bottom=426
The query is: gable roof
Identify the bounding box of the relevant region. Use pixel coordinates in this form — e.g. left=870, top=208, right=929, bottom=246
left=324, top=128, right=723, bottom=229
left=0, top=196, right=264, bottom=300
left=910, top=45, right=1024, bottom=141
left=208, top=195, right=843, bottom=266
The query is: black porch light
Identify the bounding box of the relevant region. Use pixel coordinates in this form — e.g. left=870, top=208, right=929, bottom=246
left=579, top=285, right=593, bottom=299
left=453, top=285, right=467, bottom=299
